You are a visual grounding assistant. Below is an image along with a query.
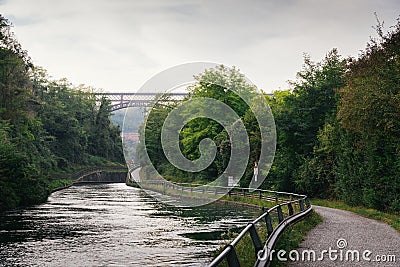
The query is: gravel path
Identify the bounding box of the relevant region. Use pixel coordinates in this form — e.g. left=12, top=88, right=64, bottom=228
left=286, top=206, right=400, bottom=266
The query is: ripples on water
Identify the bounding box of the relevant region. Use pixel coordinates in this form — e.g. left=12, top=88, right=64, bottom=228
left=0, top=183, right=259, bottom=266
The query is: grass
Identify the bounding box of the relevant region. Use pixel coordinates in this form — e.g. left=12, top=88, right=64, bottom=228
left=269, top=210, right=322, bottom=266
left=311, top=198, right=400, bottom=232
left=220, top=195, right=278, bottom=209
left=48, top=179, right=73, bottom=192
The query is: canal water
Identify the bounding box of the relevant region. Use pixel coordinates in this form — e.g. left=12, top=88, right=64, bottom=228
left=0, top=183, right=259, bottom=266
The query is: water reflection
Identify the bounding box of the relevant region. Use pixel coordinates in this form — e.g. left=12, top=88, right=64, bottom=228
left=0, top=183, right=258, bottom=266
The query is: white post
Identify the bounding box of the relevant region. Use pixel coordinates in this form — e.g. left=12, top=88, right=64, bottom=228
left=253, top=162, right=258, bottom=182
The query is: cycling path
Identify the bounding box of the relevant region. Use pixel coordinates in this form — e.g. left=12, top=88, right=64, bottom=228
left=287, top=206, right=399, bottom=266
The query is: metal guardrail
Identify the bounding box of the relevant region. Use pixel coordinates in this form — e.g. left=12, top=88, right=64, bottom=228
left=139, top=180, right=302, bottom=202
left=209, top=197, right=311, bottom=267
left=253, top=206, right=312, bottom=267
left=139, top=179, right=311, bottom=267
left=209, top=193, right=311, bottom=267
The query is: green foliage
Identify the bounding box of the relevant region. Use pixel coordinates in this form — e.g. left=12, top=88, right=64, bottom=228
left=296, top=121, right=339, bottom=198
left=47, top=179, right=73, bottom=192
left=137, top=17, right=400, bottom=214
left=88, top=97, right=124, bottom=162
left=139, top=65, right=261, bottom=185
left=0, top=15, right=124, bottom=211
left=269, top=19, right=400, bottom=213
left=136, top=96, right=174, bottom=180
left=267, top=49, right=346, bottom=193
left=335, top=20, right=400, bottom=212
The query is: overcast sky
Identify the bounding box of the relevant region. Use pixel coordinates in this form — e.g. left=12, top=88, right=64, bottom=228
left=1, top=0, right=399, bottom=93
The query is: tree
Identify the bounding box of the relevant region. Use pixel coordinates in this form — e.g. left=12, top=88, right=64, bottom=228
left=0, top=15, right=50, bottom=210
left=0, top=15, right=124, bottom=211
left=138, top=65, right=262, bottom=185
left=88, top=97, right=124, bottom=163
left=268, top=49, right=346, bottom=193
left=336, top=19, right=400, bottom=211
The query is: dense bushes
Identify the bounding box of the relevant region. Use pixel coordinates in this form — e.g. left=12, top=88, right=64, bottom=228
left=267, top=49, right=346, bottom=193
left=0, top=15, right=123, bottom=211
left=275, top=20, right=400, bottom=212
left=335, top=21, right=400, bottom=211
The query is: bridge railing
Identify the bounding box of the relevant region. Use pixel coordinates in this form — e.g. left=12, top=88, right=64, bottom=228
left=93, top=92, right=187, bottom=111
left=138, top=179, right=311, bottom=267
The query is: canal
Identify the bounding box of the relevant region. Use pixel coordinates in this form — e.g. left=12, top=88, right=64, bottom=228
left=0, top=183, right=259, bottom=266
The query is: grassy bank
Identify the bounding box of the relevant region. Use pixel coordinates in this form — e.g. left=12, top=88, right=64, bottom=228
left=220, top=195, right=277, bottom=209
left=48, top=179, right=74, bottom=192
left=269, top=210, right=322, bottom=266
left=311, top=199, right=400, bottom=232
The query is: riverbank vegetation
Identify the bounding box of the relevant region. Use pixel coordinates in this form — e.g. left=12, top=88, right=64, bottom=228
left=139, top=18, right=400, bottom=214
left=266, top=20, right=400, bottom=213
left=0, top=15, right=124, bottom=211
left=276, top=20, right=400, bottom=213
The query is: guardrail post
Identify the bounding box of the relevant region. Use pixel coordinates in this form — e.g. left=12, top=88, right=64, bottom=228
left=299, top=199, right=304, bottom=211
left=228, top=190, right=232, bottom=197
left=226, top=245, right=241, bottom=267
left=215, top=187, right=218, bottom=195
left=242, top=188, right=246, bottom=197
left=277, top=205, right=284, bottom=223
left=288, top=202, right=294, bottom=216
left=249, top=223, right=263, bottom=255
left=259, top=190, right=262, bottom=199
left=274, top=192, right=278, bottom=202
left=305, top=197, right=310, bottom=208
left=264, top=213, right=273, bottom=236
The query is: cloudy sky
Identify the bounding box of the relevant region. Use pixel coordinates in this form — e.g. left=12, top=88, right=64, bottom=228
left=1, top=0, right=399, bottom=93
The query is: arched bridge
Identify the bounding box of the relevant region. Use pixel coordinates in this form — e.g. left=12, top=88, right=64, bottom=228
left=94, top=93, right=187, bottom=111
